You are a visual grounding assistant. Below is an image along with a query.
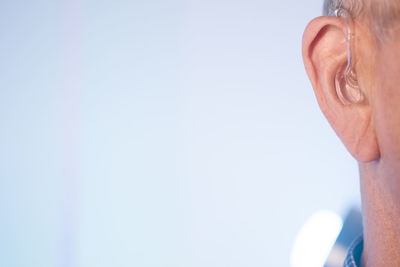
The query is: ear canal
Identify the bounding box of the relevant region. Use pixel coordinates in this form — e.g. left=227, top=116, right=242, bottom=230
left=335, top=65, right=364, bottom=105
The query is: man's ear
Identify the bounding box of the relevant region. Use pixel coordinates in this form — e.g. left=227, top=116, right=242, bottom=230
left=302, top=16, right=380, bottom=162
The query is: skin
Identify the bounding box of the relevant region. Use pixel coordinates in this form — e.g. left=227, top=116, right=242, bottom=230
left=302, top=13, right=400, bottom=267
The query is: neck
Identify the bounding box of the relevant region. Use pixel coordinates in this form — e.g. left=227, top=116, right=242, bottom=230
left=359, top=159, right=400, bottom=267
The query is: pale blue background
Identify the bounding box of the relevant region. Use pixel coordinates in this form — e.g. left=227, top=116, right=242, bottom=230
left=0, top=0, right=359, bottom=266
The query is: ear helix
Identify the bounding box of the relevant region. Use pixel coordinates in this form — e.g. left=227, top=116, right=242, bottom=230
left=331, top=8, right=364, bottom=105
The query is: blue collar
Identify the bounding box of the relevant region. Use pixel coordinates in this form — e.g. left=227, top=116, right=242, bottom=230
left=343, top=236, right=363, bottom=267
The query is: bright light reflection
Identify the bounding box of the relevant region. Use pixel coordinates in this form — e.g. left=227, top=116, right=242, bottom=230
left=290, top=210, right=343, bottom=267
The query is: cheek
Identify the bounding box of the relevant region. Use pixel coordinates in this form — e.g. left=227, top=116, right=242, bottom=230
left=371, top=49, right=400, bottom=162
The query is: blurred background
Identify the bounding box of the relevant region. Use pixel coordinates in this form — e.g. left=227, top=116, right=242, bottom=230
left=0, top=0, right=361, bottom=266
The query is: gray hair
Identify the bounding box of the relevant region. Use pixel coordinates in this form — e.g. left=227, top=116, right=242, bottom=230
left=323, top=0, right=400, bottom=40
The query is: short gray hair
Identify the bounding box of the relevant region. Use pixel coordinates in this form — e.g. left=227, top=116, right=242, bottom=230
left=323, top=0, right=400, bottom=40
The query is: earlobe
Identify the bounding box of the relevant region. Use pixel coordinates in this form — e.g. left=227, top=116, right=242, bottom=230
left=302, top=16, right=380, bottom=162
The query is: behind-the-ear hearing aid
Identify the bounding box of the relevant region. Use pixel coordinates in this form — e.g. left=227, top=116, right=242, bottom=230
left=330, top=8, right=364, bottom=105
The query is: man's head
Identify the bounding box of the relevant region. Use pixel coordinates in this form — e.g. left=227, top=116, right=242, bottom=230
left=302, top=0, right=400, bottom=173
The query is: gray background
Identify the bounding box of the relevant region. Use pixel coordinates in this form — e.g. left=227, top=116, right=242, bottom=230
left=0, top=0, right=359, bottom=266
